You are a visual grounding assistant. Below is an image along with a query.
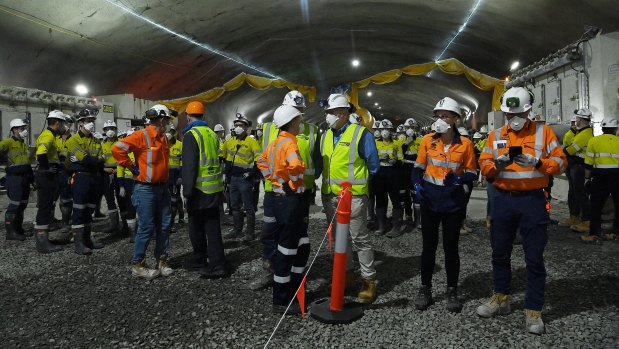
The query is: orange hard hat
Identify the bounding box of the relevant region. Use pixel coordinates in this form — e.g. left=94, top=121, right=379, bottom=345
left=186, top=101, right=205, bottom=115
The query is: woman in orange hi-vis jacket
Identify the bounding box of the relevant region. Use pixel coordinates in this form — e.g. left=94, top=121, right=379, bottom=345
left=410, top=97, right=477, bottom=314
left=475, top=87, right=566, bottom=335
left=256, top=105, right=308, bottom=315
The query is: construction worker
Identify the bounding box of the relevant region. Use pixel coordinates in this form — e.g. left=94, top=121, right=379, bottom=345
left=1, top=118, right=33, bottom=241
left=257, top=104, right=308, bottom=314
left=65, top=109, right=106, bottom=255
left=411, top=97, right=477, bottom=313
left=54, top=115, right=74, bottom=236
left=251, top=90, right=320, bottom=290
left=222, top=113, right=261, bottom=242
left=181, top=101, right=228, bottom=278
left=367, top=120, right=382, bottom=224
left=116, top=130, right=138, bottom=241
left=477, top=87, right=566, bottom=335
left=112, top=104, right=173, bottom=280
left=580, top=116, right=619, bottom=243
left=167, top=125, right=184, bottom=232
left=402, top=118, right=420, bottom=224
left=98, top=120, right=120, bottom=235
left=457, top=127, right=475, bottom=235
left=561, top=109, right=593, bottom=233
left=560, top=115, right=578, bottom=227
left=319, top=93, right=379, bottom=304
left=374, top=119, right=405, bottom=237
left=34, top=110, right=67, bottom=253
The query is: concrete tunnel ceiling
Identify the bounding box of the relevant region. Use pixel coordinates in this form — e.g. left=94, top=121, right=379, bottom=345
left=1, top=0, right=619, bottom=128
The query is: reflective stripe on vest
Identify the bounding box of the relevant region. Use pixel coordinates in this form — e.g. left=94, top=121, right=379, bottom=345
left=141, top=129, right=153, bottom=182
left=189, top=126, right=224, bottom=194
left=320, top=124, right=369, bottom=195
left=492, top=123, right=545, bottom=180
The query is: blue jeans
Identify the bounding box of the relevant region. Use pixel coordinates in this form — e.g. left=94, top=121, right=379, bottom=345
left=229, top=176, right=255, bottom=214
left=131, top=183, right=171, bottom=263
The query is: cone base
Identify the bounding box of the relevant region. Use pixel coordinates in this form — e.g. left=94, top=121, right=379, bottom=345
left=310, top=297, right=364, bottom=324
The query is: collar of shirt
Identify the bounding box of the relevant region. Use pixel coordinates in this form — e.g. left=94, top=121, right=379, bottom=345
left=11, top=136, right=22, bottom=142
left=78, top=130, right=92, bottom=138
left=47, top=126, right=58, bottom=136
left=278, top=130, right=298, bottom=144
left=145, top=125, right=167, bottom=146
left=182, top=120, right=208, bottom=135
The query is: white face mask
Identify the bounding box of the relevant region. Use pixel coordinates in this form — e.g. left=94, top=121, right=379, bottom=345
left=325, top=113, right=339, bottom=129
left=106, top=130, right=116, bottom=138
left=398, top=134, right=406, bottom=141
left=18, top=129, right=28, bottom=139
left=406, top=128, right=415, bottom=137
left=373, top=130, right=381, bottom=138
left=508, top=116, right=527, bottom=131
left=434, top=118, right=451, bottom=133
left=298, top=122, right=305, bottom=134
left=380, top=130, right=391, bottom=139
left=83, top=122, right=95, bottom=133
left=233, top=126, right=245, bottom=136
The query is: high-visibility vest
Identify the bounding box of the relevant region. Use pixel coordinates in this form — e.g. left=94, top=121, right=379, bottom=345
left=584, top=134, right=619, bottom=170
left=117, top=153, right=136, bottom=179
left=258, top=132, right=305, bottom=194
left=187, top=126, right=224, bottom=194
left=102, top=139, right=118, bottom=168
left=403, top=137, right=419, bottom=164
left=223, top=136, right=261, bottom=169
left=55, top=135, right=71, bottom=169
left=475, top=138, right=487, bottom=153
left=376, top=139, right=403, bottom=166
left=563, top=129, right=575, bottom=146
left=566, top=127, right=593, bottom=159
left=262, top=121, right=318, bottom=191
left=65, top=131, right=103, bottom=172
left=36, top=128, right=60, bottom=164
left=415, top=133, right=477, bottom=186
left=320, top=124, right=369, bottom=196
left=0, top=137, right=31, bottom=168
left=479, top=121, right=567, bottom=191
left=169, top=140, right=182, bottom=169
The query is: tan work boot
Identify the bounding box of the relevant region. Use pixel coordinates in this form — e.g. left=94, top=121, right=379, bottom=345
left=157, top=258, right=174, bottom=277
left=604, top=233, right=617, bottom=241
left=525, top=309, right=545, bottom=335
left=132, top=259, right=160, bottom=280
left=580, top=234, right=600, bottom=243
left=476, top=293, right=511, bottom=318
left=357, top=278, right=377, bottom=304
left=345, top=270, right=356, bottom=290
left=559, top=215, right=579, bottom=227
left=485, top=216, right=492, bottom=230
left=570, top=220, right=590, bottom=233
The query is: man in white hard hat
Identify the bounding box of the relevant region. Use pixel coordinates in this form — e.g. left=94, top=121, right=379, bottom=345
left=318, top=93, right=380, bottom=303
left=0, top=119, right=34, bottom=241
left=99, top=120, right=121, bottom=235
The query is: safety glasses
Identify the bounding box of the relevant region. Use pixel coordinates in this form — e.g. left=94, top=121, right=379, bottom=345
left=78, top=108, right=99, bottom=118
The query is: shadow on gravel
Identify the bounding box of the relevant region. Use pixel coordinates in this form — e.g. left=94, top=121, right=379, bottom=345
left=375, top=251, right=419, bottom=294
left=367, top=297, right=410, bottom=310
left=459, top=267, right=527, bottom=301
left=544, top=275, right=619, bottom=321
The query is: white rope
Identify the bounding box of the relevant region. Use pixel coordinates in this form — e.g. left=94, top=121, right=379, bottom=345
left=263, top=192, right=344, bottom=349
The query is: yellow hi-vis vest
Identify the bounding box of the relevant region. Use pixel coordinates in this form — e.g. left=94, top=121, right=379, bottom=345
left=566, top=127, right=593, bottom=159
left=320, top=124, right=369, bottom=196
left=169, top=140, right=182, bottom=169
left=187, top=126, right=224, bottom=194
left=584, top=134, right=619, bottom=170
left=262, top=121, right=318, bottom=192
left=0, top=137, right=31, bottom=168
left=102, top=139, right=118, bottom=169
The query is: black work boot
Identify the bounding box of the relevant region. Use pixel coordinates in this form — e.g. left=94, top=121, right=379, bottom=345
left=225, top=211, right=243, bottom=239
left=5, top=213, right=26, bottom=241
left=250, top=259, right=274, bottom=290
left=35, top=229, right=62, bottom=254
left=446, top=287, right=463, bottom=313
left=386, top=209, right=404, bottom=238
left=375, top=208, right=387, bottom=235
left=242, top=213, right=256, bottom=242
left=60, top=205, right=72, bottom=234
left=414, top=285, right=434, bottom=310
left=102, top=211, right=120, bottom=234
left=74, top=228, right=92, bottom=255
left=83, top=225, right=103, bottom=250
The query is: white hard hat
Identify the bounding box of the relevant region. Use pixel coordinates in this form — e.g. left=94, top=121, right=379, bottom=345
left=404, top=118, right=417, bottom=127
left=47, top=110, right=68, bottom=121
left=601, top=117, right=618, bottom=128
left=434, top=97, right=461, bottom=117
left=282, top=90, right=306, bottom=108
left=103, top=120, right=117, bottom=129
left=373, top=121, right=381, bottom=129
left=396, top=125, right=405, bottom=132
left=9, top=119, right=28, bottom=129
left=214, top=124, right=225, bottom=132
left=325, top=94, right=350, bottom=110
left=349, top=113, right=361, bottom=124
left=379, top=119, right=393, bottom=129
left=479, top=125, right=488, bottom=133
left=457, top=127, right=469, bottom=136
left=473, top=132, right=482, bottom=139
left=273, top=105, right=303, bottom=128
left=145, top=104, right=170, bottom=119
left=574, top=108, right=592, bottom=120
left=501, top=87, right=533, bottom=113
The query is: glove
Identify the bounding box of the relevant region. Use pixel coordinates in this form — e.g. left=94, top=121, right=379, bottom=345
left=584, top=178, right=592, bottom=194
left=70, top=155, right=79, bottom=163
left=130, top=165, right=140, bottom=176
left=176, top=177, right=182, bottom=186
left=514, top=154, right=540, bottom=168
left=119, top=186, right=126, bottom=198
left=414, top=183, right=424, bottom=202
left=494, top=154, right=511, bottom=171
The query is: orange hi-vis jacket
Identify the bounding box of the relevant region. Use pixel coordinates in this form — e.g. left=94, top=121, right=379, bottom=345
left=257, top=131, right=306, bottom=195
left=479, top=120, right=566, bottom=191
left=111, top=125, right=170, bottom=184
left=415, top=133, right=477, bottom=186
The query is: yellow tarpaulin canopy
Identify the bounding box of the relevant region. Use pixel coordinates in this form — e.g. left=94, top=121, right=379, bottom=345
left=159, top=72, right=317, bottom=113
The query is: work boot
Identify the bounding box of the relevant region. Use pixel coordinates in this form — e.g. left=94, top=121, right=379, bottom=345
left=374, top=208, right=387, bottom=235
left=476, top=293, right=511, bottom=317
left=250, top=259, right=274, bottom=290
left=604, top=233, right=617, bottom=241
left=60, top=205, right=72, bottom=234
left=73, top=228, right=92, bottom=255
left=5, top=214, right=26, bottom=241
left=357, top=278, right=377, bottom=304
left=345, top=270, right=357, bottom=290
left=460, top=221, right=472, bottom=235
left=242, top=213, right=256, bottom=242
left=414, top=285, right=434, bottom=310
left=385, top=209, right=404, bottom=238
left=102, top=211, right=120, bottom=234
left=15, top=212, right=29, bottom=236
left=225, top=211, right=244, bottom=239
left=525, top=309, right=545, bottom=335
left=559, top=215, right=579, bottom=227
left=445, top=287, right=462, bottom=313
left=128, top=219, right=137, bottom=243
left=580, top=234, right=601, bottom=243
left=570, top=220, right=590, bottom=233
left=83, top=225, right=103, bottom=250
left=35, top=229, right=62, bottom=254
left=131, top=259, right=160, bottom=280
left=157, top=257, right=174, bottom=277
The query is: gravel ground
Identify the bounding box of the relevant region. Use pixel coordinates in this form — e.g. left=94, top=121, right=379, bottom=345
left=1, top=188, right=618, bottom=349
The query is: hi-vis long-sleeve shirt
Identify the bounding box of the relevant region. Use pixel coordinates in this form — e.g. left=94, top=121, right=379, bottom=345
left=112, top=125, right=170, bottom=184
left=257, top=131, right=306, bottom=194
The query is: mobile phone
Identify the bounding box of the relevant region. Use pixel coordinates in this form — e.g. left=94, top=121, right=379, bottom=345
left=508, top=146, right=522, bottom=160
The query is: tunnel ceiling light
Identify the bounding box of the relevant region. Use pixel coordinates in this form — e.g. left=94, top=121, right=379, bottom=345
left=378, top=106, right=382, bottom=109
left=367, top=91, right=373, bottom=97
left=510, top=61, right=520, bottom=71
left=374, top=102, right=379, bottom=106
left=102, top=0, right=280, bottom=79
left=75, top=84, right=89, bottom=96
left=433, top=0, right=483, bottom=62
left=351, top=59, right=360, bottom=67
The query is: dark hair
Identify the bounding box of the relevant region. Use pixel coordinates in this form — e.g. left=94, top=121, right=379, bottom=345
left=279, top=122, right=293, bottom=132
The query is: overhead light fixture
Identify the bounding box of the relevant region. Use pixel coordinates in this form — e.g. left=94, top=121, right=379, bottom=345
left=504, top=76, right=510, bottom=82
left=433, top=0, right=483, bottom=62
left=367, top=91, right=373, bottom=97
left=510, top=61, right=520, bottom=71
left=351, top=59, right=360, bottom=67
left=75, top=84, right=89, bottom=95
left=374, top=102, right=379, bottom=106
left=378, top=106, right=382, bottom=109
